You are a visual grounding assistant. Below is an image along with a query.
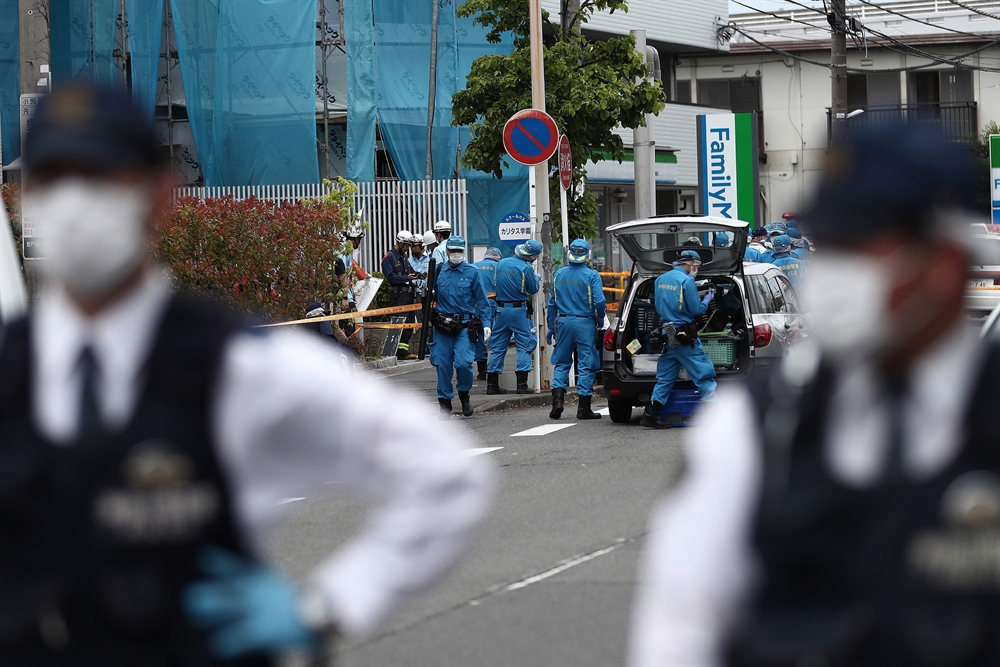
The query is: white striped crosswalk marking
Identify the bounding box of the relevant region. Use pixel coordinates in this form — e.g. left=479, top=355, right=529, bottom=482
left=466, top=447, right=504, bottom=456
left=511, top=424, right=576, bottom=437
left=595, top=407, right=610, bottom=416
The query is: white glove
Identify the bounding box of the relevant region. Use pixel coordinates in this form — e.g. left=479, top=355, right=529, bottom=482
left=482, top=327, right=492, bottom=342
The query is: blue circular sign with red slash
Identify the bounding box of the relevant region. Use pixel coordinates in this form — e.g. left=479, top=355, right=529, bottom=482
left=503, top=109, right=560, bottom=166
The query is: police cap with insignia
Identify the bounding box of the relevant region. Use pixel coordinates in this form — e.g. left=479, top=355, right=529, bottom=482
left=23, top=82, right=163, bottom=175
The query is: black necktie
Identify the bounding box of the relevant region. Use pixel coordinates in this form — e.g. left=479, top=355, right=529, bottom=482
left=881, top=371, right=909, bottom=484
left=77, top=346, right=104, bottom=442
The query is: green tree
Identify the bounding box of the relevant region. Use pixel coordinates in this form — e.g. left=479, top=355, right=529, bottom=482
left=452, top=0, right=663, bottom=240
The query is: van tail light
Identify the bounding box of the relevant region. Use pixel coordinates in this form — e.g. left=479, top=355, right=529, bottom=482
left=754, top=323, right=772, bottom=348
left=603, top=329, right=616, bottom=351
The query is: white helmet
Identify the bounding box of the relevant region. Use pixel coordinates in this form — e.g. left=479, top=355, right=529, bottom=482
left=432, top=220, right=452, bottom=233
left=409, top=232, right=424, bottom=245
left=423, top=230, right=436, bottom=245
left=395, top=229, right=413, bottom=244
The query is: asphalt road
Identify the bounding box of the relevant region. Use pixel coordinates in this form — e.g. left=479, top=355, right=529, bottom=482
left=266, top=367, right=690, bottom=667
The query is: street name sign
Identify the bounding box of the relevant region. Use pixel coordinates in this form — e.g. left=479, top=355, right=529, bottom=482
left=498, top=212, right=532, bottom=248
left=503, top=109, right=559, bottom=166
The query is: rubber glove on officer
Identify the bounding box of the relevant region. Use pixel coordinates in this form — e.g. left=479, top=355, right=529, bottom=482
left=185, top=548, right=316, bottom=659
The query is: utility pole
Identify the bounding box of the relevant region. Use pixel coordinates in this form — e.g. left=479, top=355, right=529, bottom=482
left=631, top=29, right=655, bottom=220
left=529, top=0, right=551, bottom=392
left=425, top=0, right=440, bottom=180
left=829, top=0, right=848, bottom=145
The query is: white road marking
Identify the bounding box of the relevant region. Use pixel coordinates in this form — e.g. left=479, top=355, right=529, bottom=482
left=466, top=447, right=504, bottom=456
left=595, top=407, right=610, bottom=416
left=511, top=424, right=576, bottom=437
left=277, top=497, right=306, bottom=505
left=501, top=539, right=628, bottom=592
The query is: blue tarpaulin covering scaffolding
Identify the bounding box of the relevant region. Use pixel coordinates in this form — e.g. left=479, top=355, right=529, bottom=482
left=0, top=2, right=18, bottom=166
left=126, top=0, right=165, bottom=118
left=345, top=0, right=527, bottom=245
left=169, top=0, right=320, bottom=186
left=50, top=0, right=117, bottom=86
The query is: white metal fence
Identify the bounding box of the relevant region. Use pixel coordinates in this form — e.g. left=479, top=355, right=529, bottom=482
left=173, top=179, right=468, bottom=273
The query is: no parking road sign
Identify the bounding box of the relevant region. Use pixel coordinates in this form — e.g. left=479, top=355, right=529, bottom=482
left=503, top=109, right=559, bottom=166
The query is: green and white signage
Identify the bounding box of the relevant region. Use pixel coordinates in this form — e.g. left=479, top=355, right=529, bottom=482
left=697, top=113, right=759, bottom=227
left=991, top=134, right=999, bottom=225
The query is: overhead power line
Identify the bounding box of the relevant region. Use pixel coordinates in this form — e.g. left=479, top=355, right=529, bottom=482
left=724, top=22, right=1000, bottom=73
left=854, top=0, right=996, bottom=38
left=945, top=1, right=1000, bottom=20
left=730, top=0, right=831, bottom=31
left=862, top=24, right=1000, bottom=71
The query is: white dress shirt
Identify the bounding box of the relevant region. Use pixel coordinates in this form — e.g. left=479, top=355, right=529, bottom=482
left=28, top=271, right=495, bottom=638
left=628, top=323, right=988, bottom=667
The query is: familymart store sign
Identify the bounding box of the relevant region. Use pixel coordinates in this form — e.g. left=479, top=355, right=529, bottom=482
left=697, top=113, right=760, bottom=227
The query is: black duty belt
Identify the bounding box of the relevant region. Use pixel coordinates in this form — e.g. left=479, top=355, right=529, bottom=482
left=391, top=285, right=414, bottom=293
left=560, top=314, right=593, bottom=319
left=497, top=301, right=526, bottom=308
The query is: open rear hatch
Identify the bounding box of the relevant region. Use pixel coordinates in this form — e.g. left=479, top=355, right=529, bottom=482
left=606, top=215, right=749, bottom=276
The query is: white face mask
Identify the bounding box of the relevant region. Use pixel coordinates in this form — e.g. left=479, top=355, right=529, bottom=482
left=28, top=178, right=151, bottom=301
left=447, top=251, right=464, bottom=266
left=801, top=252, right=890, bottom=364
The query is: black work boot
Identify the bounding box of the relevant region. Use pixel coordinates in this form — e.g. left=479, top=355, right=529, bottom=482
left=515, top=371, right=531, bottom=394
left=577, top=395, right=602, bottom=420
left=639, top=402, right=669, bottom=429
left=549, top=388, right=566, bottom=420
left=486, top=372, right=507, bottom=395
left=476, top=360, right=488, bottom=380
left=458, top=391, right=474, bottom=417
left=438, top=398, right=453, bottom=416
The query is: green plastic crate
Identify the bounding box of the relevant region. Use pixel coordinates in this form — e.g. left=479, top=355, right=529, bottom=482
left=700, top=336, right=737, bottom=367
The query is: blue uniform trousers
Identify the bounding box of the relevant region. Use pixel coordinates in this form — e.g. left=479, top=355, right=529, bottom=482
left=487, top=305, right=536, bottom=373
left=431, top=328, right=474, bottom=399
left=474, top=301, right=496, bottom=362
left=650, top=338, right=717, bottom=405
left=552, top=316, right=599, bottom=397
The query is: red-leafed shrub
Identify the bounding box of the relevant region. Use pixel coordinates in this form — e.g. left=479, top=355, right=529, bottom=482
left=154, top=178, right=359, bottom=322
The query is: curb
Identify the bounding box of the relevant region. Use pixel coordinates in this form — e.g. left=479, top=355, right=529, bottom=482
left=357, top=356, right=398, bottom=371
left=475, top=391, right=604, bottom=414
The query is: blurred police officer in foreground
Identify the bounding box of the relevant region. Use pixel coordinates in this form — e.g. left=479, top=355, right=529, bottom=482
left=381, top=229, right=418, bottom=360
left=546, top=239, right=606, bottom=420
left=0, top=84, right=494, bottom=666
left=430, top=236, right=493, bottom=417
left=640, top=250, right=716, bottom=429
left=629, top=124, right=999, bottom=667
left=472, top=247, right=502, bottom=380
left=487, top=240, right=542, bottom=395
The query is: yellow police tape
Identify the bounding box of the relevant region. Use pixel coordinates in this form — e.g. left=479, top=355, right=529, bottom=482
left=358, top=323, right=424, bottom=330
left=255, top=302, right=424, bottom=328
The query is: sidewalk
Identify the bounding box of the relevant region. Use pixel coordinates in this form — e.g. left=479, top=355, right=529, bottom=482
left=378, top=359, right=577, bottom=414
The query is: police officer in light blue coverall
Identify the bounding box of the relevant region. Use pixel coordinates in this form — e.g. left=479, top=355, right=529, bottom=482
left=472, top=248, right=501, bottom=380
left=640, top=250, right=717, bottom=429
left=487, top=240, right=542, bottom=395
left=546, top=239, right=607, bottom=420
left=770, top=234, right=805, bottom=289
left=431, top=236, right=493, bottom=417
left=787, top=226, right=810, bottom=261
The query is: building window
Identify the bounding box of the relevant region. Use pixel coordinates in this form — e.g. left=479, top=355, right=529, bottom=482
left=847, top=72, right=901, bottom=109
left=676, top=80, right=691, bottom=104
left=698, top=80, right=730, bottom=109
left=695, top=77, right=761, bottom=113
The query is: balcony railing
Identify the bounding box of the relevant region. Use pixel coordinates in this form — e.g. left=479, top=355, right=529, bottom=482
left=827, top=102, right=978, bottom=143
